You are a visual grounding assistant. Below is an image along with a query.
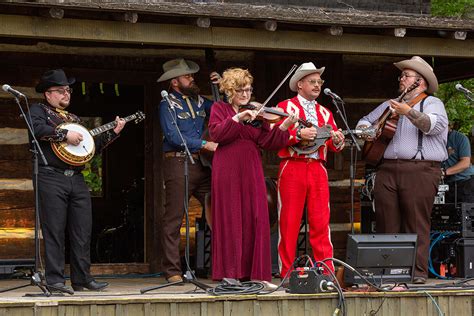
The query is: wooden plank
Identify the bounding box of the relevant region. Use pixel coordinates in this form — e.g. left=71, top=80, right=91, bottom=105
left=0, top=190, right=34, bottom=211
left=0, top=14, right=473, bottom=58
left=0, top=237, right=35, bottom=259
left=0, top=128, right=28, bottom=145
left=0, top=101, right=30, bottom=129
left=5, top=1, right=473, bottom=30
left=0, top=160, right=32, bottom=178
left=0, top=209, right=34, bottom=228
left=0, top=179, right=33, bottom=191
left=0, top=87, right=42, bottom=100
left=0, top=144, right=30, bottom=160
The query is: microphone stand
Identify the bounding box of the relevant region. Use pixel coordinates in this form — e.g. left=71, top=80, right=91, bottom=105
left=0, top=96, right=72, bottom=296
left=328, top=96, right=360, bottom=235
left=141, top=95, right=210, bottom=294
left=461, top=91, right=474, bottom=103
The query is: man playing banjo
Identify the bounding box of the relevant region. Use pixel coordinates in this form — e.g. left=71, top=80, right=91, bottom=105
left=28, top=69, right=126, bottom=293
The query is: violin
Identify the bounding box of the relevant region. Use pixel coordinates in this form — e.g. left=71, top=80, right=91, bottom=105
left=240, top=102, right=312, bottom=127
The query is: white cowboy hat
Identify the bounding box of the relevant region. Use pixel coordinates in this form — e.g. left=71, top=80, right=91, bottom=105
left=157, top=58, right=200, bottom=83
left=289, top=62, right=325, bottom=92
left=394, top=56, right=438, bottom=94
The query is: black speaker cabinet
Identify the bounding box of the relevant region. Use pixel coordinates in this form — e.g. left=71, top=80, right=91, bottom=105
left=344, top=234, right=417, bottom=284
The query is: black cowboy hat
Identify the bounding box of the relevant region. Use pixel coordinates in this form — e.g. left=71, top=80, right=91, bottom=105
left=35, top=69, right=76, bottom=93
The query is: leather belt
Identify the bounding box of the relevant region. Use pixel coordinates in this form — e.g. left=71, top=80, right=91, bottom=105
left=42, top=166, right=82, bottom=177
left=164, top=152, right=200, bottom=160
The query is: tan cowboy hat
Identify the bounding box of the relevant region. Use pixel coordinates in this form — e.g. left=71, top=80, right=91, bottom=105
left=289, top=62, right=325, bottom=92
left=157, top=58, right=200, bottom=83
left=394, top=56, right=438, bottom=94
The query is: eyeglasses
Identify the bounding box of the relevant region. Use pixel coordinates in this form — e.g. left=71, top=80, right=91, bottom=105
left=47, top=88, right=73, bottom=95
left=305, top=79, right=325, bottom=86
left=180, top=74, right=194, bottom=79
left=398, top=73, right=420, bottom=81
left=235, top=87, right=253, bottom=95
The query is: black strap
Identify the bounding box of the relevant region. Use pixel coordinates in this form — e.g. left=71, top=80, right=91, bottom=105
left=411, top=98, right=426, bottom=160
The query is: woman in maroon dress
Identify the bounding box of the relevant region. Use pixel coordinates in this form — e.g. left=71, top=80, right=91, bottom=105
left=209, top=68, right=297, bottom=285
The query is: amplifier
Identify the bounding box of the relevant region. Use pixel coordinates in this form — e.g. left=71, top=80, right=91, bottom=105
left=431, top=203, right=462, bottom=233
left=431, top=203, right=474, bottom=237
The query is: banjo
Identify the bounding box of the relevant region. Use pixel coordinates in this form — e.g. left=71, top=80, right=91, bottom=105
left=51, top=111, right=145, bottom=166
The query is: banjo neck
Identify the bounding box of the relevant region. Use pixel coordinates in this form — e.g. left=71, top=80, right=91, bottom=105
left=89, top=113, right=140, bottom=137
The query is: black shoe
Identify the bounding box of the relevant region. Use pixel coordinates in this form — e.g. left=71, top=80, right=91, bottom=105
left=72, top=280, right=109, bottom=291
left=47, top=282, right=74, bottom=294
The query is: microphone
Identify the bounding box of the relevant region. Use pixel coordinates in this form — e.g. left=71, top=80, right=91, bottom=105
left=323, top=88, right=343, bottom=101
left=2, top=84, right=25, bottom=98
left=161, top=90, right=175, bottom=110
left=455, top=83, right=472, bottom=95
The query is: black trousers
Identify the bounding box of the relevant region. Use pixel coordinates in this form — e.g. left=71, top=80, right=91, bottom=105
left=161, top=156, right=211, bottom=278
left=37, top=167, right=93, bottom=285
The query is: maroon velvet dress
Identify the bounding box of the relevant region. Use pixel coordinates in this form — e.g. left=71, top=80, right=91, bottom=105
left=209, top=101, right=290, bottom=281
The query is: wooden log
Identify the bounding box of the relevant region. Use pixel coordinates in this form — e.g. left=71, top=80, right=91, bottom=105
left=0, top=190, right=34, bottom=211
left=0, top=208, right=35, bottom=228
left=0, top=179, right=33, bottom=191
left=0, top=160, right=32, bottom=178
left=0, top=86, right=43, bottom=100
left=0, top=144, right=30, bottom=160
left=0, top=128, right=28, bottom=145
left=0, top=236, right=36, bottom=260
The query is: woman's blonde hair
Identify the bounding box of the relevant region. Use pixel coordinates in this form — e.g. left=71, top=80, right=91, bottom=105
left=219, top=68, right=253, bottom=104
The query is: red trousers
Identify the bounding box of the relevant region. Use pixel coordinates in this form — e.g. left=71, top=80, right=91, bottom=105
left=277, top=159, right=334, bottom=278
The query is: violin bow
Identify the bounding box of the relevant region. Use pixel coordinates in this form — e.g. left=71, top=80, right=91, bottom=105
left=255, top=64, right=298, bottom=116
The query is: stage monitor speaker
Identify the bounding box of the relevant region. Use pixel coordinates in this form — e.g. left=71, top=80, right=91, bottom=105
left=344, top=234, right=417, bottom=284
left=456, top=238, right=474, bottom=278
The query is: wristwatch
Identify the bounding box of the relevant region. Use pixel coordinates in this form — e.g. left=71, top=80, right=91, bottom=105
left=201, top=140, right=207, bottom=148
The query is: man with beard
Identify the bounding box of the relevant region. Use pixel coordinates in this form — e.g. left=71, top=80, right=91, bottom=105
left=28, top=69, right=126, bottom=292
left=157, top=58, right=219, bottom=283
left=357, top=56, right=448, bottom=284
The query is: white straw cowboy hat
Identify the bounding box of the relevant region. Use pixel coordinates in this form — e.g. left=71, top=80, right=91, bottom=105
left=394, top=56, right=438, bottom=94
left=157, top=58, right=200, bottom=83
left=289, top=62, right=325, bottom=92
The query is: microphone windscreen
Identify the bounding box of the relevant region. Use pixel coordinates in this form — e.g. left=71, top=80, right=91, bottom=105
left=161, top=90, right=168, bottom=98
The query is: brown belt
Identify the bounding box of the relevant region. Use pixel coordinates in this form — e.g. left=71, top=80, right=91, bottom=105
left=164, top=151, right=200, bottom=160
left=382, top=159, right=441, bottom=167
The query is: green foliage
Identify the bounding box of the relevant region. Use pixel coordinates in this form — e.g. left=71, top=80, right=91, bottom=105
left=431, top=0, right=474, bottom=18
left=82, top=155, right=103, bottom=196
left=435, top=79, right=474, bottom=135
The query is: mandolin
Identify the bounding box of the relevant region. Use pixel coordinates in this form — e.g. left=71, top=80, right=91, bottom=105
left=292, top=125, right=376, bottom=155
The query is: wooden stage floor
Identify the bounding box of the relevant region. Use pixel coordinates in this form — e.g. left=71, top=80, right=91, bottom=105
left=1, top=276, right=473, bottom=315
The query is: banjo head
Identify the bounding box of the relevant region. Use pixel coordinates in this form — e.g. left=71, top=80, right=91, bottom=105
left=52, top=123, right=95, bottom=166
